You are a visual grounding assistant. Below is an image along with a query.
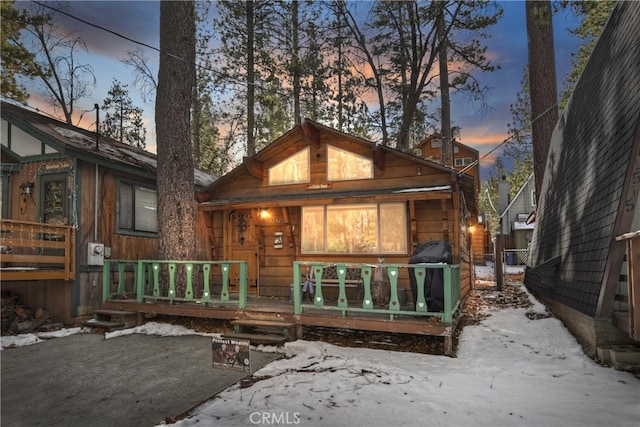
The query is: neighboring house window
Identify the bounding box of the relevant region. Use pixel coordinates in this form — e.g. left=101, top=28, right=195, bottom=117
left=269, top=147, right=310, bottom=185
left=301, top=202, right=407, bottom=254
left=327, top=145, right=373, bottom=181
left=117, top=181, right=157, bottom=234
left=454, top=157, right=472, bottom=167
left=430, top=139, right=442, bottom=148
left=414, top=148, right=423, bottom=157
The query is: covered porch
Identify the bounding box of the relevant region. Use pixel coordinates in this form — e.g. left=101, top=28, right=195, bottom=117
left=100, top=259, right=462, bottom=355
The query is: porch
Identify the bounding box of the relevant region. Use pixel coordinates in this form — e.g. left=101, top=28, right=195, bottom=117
left=0, top=219, right=75, bottom=281
left=100, top=259, right=462, bottom=355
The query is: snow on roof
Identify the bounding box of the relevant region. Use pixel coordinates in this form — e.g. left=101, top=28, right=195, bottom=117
left=393, top=185, right=451, bottom=193
left=49, top=125, right=216, bottom=187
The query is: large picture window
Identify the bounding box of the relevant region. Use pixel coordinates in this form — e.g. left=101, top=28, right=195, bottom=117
left=302, top=202, right=407, bottom=254
left=117, top=181, right=157, bottom=234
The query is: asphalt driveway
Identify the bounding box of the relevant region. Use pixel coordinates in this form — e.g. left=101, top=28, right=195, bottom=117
left=1, top=333, right=282, bottom=427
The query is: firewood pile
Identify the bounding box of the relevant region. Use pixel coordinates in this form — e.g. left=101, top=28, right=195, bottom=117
left=1, top=291, right=62, bottom=335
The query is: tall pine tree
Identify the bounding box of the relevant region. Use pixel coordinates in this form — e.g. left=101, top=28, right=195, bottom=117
left=156, top=0, right=196, bottom=291
left=100, top=79, right=146, bottom=149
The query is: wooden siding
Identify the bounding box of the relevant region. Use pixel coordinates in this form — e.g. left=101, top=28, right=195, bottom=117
left=78, top=162, right=159, bottom=261
left=199, top=124, right=475, bottom=302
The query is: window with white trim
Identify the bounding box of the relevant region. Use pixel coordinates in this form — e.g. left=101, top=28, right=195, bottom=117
left=454, top=157, right=472, bottom=167
left=117, top=181, right=157, bottom=234
left=301, top=202, right=407, bottom=254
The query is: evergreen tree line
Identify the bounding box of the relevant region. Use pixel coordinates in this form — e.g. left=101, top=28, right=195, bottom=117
left=2, top=0, right=614, bottom=193
left=1, top=1, right=504, bottom=175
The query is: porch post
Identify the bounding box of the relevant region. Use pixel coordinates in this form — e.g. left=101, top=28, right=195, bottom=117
left=102, top=260, right=111, bottom=302
left=293, top=262, right=302, bottom=315
left=136, top=261, right=145, bottom=303
left=443, top=266, right=452, bottom=324
left=238, top=261, right=247, bottom=309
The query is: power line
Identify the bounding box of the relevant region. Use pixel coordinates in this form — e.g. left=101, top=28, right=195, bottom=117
left=29, top=1, right=305, bottom=99
left=457, top=101, right=558, bottom=176
left=31, top=1, right=189, bottom=65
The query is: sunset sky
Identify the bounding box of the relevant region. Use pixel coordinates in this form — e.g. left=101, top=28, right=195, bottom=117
left=16, top=1, right=585, bottom=180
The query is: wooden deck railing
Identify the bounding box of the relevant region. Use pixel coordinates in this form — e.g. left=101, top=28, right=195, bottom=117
left=0, top=219, right=75, bottom=281
left=292, top=261, right=461, bottom=324
left=102, top=260, right=248, bottom=308
left=102, top=259, right=461, bottom=325
left=616, top=230, right=640, bottom=340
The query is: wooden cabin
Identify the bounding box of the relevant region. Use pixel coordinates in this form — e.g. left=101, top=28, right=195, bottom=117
left=196, top=120, right=478, bottom=302
left=0, top=101, right=215, bottom=325
left=525, top=3, right=640, bottom=354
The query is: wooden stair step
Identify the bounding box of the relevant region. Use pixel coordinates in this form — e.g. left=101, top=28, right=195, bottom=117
left=82, top=319, right=125, bottom=331
left=93, top=309, right=137, bottom=317
left=230, top=319, right=296, bottom=328
left=221, top=332, right=289, bottom=345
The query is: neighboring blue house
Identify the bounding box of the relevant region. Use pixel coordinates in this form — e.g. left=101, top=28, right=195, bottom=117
left=500, top=173, right=535, bottom=253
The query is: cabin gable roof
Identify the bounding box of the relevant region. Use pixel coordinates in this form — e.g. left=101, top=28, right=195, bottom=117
left=1, top=102, right=216, bottom=188
left=200, top=119, right=477, bottom=218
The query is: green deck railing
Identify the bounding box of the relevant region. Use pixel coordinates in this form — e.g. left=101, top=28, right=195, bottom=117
left=102, top=260, right=248, bottom=308
left=292, top=262, right=461, bottom=324
left=102, top=259, right=460, bottom=324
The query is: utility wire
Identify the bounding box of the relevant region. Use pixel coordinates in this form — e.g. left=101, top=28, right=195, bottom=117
left=457, top=101, right=559, bottom=175
left=30, top=0, right=308, bottom=101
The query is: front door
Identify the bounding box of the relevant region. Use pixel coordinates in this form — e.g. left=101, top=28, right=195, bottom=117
left=226, top=210, right=259, bottom=294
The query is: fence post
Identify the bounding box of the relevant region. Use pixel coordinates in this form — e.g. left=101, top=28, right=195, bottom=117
left=495, top=233, right=504, bottom=291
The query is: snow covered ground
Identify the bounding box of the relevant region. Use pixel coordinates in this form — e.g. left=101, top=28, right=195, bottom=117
left=2, top=266, right=638, bottom=427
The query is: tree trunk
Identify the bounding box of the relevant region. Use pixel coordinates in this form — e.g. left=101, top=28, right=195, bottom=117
left=156, top=0, right=197, bottom=291
left=246, top=0, right=256, bottom=156
left=292, top=0, right=301, bottom=125
left=439, top=8, right=452, bottom=167
left=526, top=0, right=558, bottom=204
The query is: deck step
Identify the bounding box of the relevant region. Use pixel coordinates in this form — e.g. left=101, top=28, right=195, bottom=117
left=230, top=319, right=297, bottom=340
left=597, top=345, right=640, bottom=367
left=230, top=319, right=296, bottom=328
left=82, top=319, right=126, bottom=331
left=221, top=332, right=289, bottom=345
left=90, top=309, right=138, bottom=328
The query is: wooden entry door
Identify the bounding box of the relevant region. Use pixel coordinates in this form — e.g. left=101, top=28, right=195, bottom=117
left=226, top=210, right=259, bottom=294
